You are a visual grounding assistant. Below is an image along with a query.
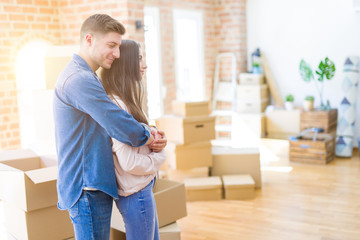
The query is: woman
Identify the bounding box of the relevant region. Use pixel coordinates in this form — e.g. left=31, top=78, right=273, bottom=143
left=101, top=39, right=165, bottom=240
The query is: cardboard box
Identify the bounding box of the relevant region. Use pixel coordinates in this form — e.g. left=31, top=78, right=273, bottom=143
left=166, top=141, right=212, bottom=170
left=155, top=115, right=216, bottom=144
left=172, top=100, right=210, bottom=117
left=4, top=202, right=74, bottom=240
left=110, top=214, right=180, bottom=240
left=167, top=167, right=209, bottom=182
left=184, top=176, right=222, bottom=201
left=237, top=84, right=269, bottom=100
left=222, top=174, right=255, bottom=200
left=0, top=149, right=58, bottom=211
left=238, top=73, right=264, bottom=85
left=266, top=108, right=301, bottom=139
left=211, top=146, right=261, bottom=188
left=153, top=179, right=187, bottom=227
left=237, top=98, right=269, bottom=113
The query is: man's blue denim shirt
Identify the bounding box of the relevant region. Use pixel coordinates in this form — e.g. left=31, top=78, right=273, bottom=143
left=53, top=54, right=150, bottom=210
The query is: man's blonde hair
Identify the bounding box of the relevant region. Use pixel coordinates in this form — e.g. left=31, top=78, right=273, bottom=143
left=80, top=14, right=125, bottom=40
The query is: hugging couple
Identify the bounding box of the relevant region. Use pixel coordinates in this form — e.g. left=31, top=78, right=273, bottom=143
left=54, top=13, right=167, bottom=240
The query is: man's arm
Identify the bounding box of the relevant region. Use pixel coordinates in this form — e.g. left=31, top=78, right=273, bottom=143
left=62, top=73, right=150, bottom=147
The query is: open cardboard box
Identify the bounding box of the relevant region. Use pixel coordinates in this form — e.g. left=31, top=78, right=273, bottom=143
left=0, top=149, right=58, bottom=211
left=110, top=212, right=181, bottom=240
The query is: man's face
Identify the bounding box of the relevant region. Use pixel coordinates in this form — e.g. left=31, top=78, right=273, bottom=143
left=89, top=32, right=122, bottom=70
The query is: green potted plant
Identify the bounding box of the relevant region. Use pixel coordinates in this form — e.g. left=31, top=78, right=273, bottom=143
left=303, top=95, right=314, bottom=111
left=299, top=57, right=336, bottom=110
left=285, top=94, right=294, bottom=111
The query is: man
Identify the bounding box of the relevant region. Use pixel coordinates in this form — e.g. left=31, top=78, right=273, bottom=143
left=53, top=14, right=166, bottom=239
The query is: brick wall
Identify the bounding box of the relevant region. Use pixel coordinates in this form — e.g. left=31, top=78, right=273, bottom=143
left=0, top=0, right=247, bottom=150
left=0, top=0, right=61, bottom=150
left=145, top=0, right=247, bottom=113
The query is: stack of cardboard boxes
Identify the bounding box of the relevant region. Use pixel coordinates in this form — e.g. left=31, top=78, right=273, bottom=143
left=0, top=149, right=74, bottom=240
left=156, top=100, right=216, bottom=182
left=233, top=73, right=268, bottom=145
left=156, top=101, right=261, bottom=202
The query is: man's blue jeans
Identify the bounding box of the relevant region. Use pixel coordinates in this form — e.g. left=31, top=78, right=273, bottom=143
left=68, top=190, right=113, bottom=240
left=115, top=178, right=160, bottom=240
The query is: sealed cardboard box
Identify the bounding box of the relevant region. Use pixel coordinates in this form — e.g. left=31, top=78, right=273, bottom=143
left=184, top=176, right=222, bottom=201
left=237, top=84, right=269, bottom=100
left=155, top=115, right=215, bottom=144
left=0, top=149, right=58, bottom=211
left=167, top=167, right=209, bottom=182
left=266, top=108, right=301, bottom=139
left=166, top=141, right=212, bottom=170
left=153, top=179, right=187, bottom=227
left=222, top=174, right=255, bottom=200
left=237, top=98, right=269, bottom=113
left=110, top=213, right=180, bottom=240
left=172, top=100, right=210, bottom=117
left=211, top=146, right=261, bottom=188
left=238, top=73, right=264, bottom=85
left=4, top=202, right=74, bottom=240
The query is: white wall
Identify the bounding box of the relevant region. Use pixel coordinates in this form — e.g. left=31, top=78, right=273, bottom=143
left=247, top=0, right=360, bottom=143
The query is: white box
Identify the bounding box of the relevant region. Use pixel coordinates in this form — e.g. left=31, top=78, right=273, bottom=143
left=238, top=73, right=264, bottom=85
left=237, top=84, right=269, bottom=100
left=237, top=98, right=269, bottom=113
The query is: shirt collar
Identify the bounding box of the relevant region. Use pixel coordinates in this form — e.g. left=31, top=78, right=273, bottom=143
left=72, top=53, right=93, bottom=73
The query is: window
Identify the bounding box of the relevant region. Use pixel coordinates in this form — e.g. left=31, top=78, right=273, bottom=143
left=173, top=9, right=205, bottom=101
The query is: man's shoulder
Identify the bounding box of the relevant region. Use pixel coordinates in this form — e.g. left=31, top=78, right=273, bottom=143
left=57, top=63, right=95, bottom=90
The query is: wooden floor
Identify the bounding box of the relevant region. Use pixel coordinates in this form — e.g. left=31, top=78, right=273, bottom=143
left=0, top=139, right=358, bottom=239
left=177, top=138, right=360, bottom=240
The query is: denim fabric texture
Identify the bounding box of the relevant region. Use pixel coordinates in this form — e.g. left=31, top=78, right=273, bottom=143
left=68, top=190, right=113, bottom=240
left=115, top=178, right=160, bottom=240
left=53, top=54, right=150, bottom=210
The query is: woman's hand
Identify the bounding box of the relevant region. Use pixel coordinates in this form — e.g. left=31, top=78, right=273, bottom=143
left=149, top=128, right=167, bottom=152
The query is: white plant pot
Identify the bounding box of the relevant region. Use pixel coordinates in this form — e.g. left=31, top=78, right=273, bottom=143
left=303, top=100, right=314, bottom=111
left=284, top=101, right=294, bottom=111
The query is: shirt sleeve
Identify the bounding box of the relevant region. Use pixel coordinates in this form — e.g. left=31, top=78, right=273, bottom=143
left=61, top=72, right=150, bottom=147
left=112, top=141, right=166, bottom=176
left=110, top=98, right=166, bottom=175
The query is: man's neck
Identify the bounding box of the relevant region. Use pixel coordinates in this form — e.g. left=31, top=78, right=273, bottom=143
left=78, top=49, right=99, bottom=72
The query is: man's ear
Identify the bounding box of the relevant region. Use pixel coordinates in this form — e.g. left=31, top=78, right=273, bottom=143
left=84, top=33, right=93, bottom=46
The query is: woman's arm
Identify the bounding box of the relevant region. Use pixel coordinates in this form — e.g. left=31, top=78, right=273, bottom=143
left=112, top=139, right=166, bottom=176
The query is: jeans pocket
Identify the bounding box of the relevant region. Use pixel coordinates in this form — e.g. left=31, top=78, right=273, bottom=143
left=116, top=196, right=129, bottom=214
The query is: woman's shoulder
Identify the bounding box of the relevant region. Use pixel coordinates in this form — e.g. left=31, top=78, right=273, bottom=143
left=109, top=95, right=129, bottom=112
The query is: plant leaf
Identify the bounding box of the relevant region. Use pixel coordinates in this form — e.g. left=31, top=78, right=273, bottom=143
left=299, top=59, right=313, bottom=82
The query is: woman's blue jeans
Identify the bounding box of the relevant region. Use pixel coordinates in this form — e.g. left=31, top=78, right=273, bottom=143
left=68, top=190, right=113, bottom=240
left=115, top=178, right=160, bottom=240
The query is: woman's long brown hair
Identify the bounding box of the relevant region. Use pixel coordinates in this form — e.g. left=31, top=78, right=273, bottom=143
left=100, top=39, right=148, bottom=125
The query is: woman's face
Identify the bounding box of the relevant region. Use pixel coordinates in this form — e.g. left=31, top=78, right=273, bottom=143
left=139, top=48, right=147, bottom=77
